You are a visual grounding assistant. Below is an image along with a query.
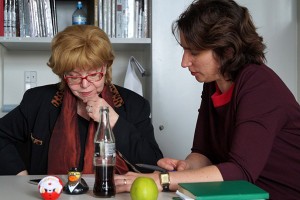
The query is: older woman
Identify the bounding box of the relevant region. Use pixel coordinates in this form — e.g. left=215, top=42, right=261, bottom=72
left=0, top=25, right=163, bottom=175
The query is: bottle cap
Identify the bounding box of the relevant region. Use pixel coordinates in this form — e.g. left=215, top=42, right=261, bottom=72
left=77, top=1, right=83, bottom=9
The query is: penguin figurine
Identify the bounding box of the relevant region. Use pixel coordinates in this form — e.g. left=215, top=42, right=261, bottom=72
left=63, top=167, right=89, bottom=195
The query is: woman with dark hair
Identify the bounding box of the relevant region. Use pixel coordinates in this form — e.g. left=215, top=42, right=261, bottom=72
left=115, top=1, right=300, bottom=199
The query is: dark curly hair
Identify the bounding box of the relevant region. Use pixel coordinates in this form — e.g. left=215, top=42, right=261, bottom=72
left=172, top=0, right=266, bottom=81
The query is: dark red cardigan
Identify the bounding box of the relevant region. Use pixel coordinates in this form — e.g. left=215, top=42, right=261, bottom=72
left=192, top=64, right=300, bottom=199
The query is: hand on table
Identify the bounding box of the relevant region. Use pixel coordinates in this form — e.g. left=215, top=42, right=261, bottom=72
left=157, top=157, right=190, bottom=171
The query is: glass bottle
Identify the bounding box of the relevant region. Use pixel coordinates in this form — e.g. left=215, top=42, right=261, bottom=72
left=72, top=1, right=87, bottom=25
left=93, top=106, right=116, bottom=198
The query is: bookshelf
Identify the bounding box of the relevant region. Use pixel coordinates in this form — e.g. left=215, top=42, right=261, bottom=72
left=0, top=0, right=152, bottom=116
left=0, top=37, right=151, bottom=51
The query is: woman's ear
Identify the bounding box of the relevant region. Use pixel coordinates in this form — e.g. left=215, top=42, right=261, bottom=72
left=102, top=64, right=107, bottom=74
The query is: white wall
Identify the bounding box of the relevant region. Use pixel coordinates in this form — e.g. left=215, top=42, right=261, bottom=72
left=151, top=0, right=298, bottom=160
left=239, top=0, right=298, bottom=97
left=298, top=1, right=300, bottom=101
left=152, top=0, right=198, bottom=160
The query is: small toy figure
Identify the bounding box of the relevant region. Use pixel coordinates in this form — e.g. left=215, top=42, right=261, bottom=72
left=38, top=176, right=63, bottom=200
left=63, top=167, right=89, bottom=194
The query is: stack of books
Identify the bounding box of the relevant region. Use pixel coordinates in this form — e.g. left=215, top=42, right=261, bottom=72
left=175, top=180, right=269, bottom=200
left=0, top=0, right=149, bottom=39
left=2, top=0, right=57, bottom=37
left=93, top=0, right=149, bottom=38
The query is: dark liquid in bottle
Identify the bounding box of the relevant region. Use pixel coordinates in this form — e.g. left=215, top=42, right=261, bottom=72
left=93, top=165, right=116, bottom=197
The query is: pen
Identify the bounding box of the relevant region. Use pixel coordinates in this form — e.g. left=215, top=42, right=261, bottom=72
left=136, top=164, right=168, bottom=172
left=28, top=179, right=41, bottom=185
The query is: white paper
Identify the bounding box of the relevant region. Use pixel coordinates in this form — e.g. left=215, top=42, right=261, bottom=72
left=123, top=56, right=144, bottom=96
left=176, top=190, right=194, bottom=200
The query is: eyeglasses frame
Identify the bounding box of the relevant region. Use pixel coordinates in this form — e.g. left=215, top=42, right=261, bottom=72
left=64, top=69, right=104, bottom=85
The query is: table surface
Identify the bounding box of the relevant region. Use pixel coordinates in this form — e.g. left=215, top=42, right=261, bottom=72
left=0, top=174, right=178, bottom=200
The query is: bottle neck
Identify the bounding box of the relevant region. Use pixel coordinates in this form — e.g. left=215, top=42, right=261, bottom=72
left=100, top=109, right=110, bottom=126
left=95, top=107, right=114, bottom=142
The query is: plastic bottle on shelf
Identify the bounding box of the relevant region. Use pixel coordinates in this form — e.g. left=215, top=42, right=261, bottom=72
left=72, top=1, right=87, bottom=25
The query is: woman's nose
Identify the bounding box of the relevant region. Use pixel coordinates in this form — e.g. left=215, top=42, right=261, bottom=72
left=80, top=78, right=90, bottom=88
left=181, top=52, right=192, bottom=68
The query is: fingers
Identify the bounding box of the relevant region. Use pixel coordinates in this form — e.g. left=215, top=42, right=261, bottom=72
left=114, top=173, right=161, bottom=193
left=176, top=160, right=189, bottom=171
left=85, top=98, right=119, bottom=125
left=157, top=158, right=178, bottom=171
left=17, top=170, right=28, bottom=176
left=86, top=105, right=93, bottom=113
left=114, top=174, right=137, bottom=193
left=86, top=98, right=108, bottom=114
left=85, top=98, right=103, bottom=122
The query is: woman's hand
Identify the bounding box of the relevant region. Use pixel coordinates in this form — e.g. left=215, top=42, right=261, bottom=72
left=17, top=170, right=28, bottom=176
left=157, top=158, right=190, bottom=171
left=114, top=172, right=161, bottom=193
left=158, top=153, right=212, bottom=171
left=84, top=97, right=119, bottom=127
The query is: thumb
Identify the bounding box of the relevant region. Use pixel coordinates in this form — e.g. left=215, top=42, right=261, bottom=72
left=176, top=161, right=188, bottom=171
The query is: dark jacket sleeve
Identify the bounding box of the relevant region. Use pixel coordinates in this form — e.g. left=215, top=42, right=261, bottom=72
left=0, top=92, right=35, bottom=174
left=113, top=86, right=163, bottom=172
left=0, top=84, right=59, bottom=175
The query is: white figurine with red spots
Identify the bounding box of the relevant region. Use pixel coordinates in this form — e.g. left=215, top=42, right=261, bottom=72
left=38, top=176, right=63, bottom=200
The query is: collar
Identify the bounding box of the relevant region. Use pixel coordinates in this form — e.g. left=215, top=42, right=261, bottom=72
left=211, top=83, right=235, bottom=107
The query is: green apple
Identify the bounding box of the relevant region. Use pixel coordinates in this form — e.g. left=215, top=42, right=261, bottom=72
left=130, top=177, right=159, bottom=200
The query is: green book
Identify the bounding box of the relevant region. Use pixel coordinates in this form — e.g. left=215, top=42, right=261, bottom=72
left=177, top=180, right=269, bottom=200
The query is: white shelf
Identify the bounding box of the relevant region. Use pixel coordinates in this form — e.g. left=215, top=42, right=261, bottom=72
left=0, top=37, right=151, bottom=51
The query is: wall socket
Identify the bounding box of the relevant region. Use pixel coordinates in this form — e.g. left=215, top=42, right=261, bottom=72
left=30, top=71, right=37, bottom=82
left=24, top=71, right=37, bottom=91
left=24, top=71, right=31, bottom=83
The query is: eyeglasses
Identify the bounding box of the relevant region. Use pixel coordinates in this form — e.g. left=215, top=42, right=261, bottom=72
left=64, top=71, right=104, bottom=85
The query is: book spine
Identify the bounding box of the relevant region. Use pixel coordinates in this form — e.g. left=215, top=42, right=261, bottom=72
left=49, top=0, right=57, bottom=35
left=15, top=0, right=19, bottom=36
left=4, top=0, right=8, bottom=36
left=18, top=0, right=25, bottom=37
left=122, top=0, right=127, bottom=38
left=94, top=0, right=98, bottom=26
left=11, top=0, right=16, bottom=36
left=126, top=0, right=134, bottom=38
left=23, top=0, right=31, bottom=37
left=98, top=0, right=102, bottom=28
left=111, top=0, right=115, bottom=38
left=34, top=0, right=40, bottom=37
left=37, top=0, right=45, bottom=37
left=43, top=0, right=53, bottom=37
left=0, top=0, right=4, bottom=36
left=134, top=0, right=138, bottom=38
left=143, top=0, right=148, bottom=38
left=115, top=0, right=122, bottom=38
left=29, top=0, right=39, bottom=37
left=7, top=0, right=12, bottom=37
left=137, top=0, right=142, bottom=38
left=107, top=0, right=111, bottom=37
left=102, top=0, right=108, bottom=34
